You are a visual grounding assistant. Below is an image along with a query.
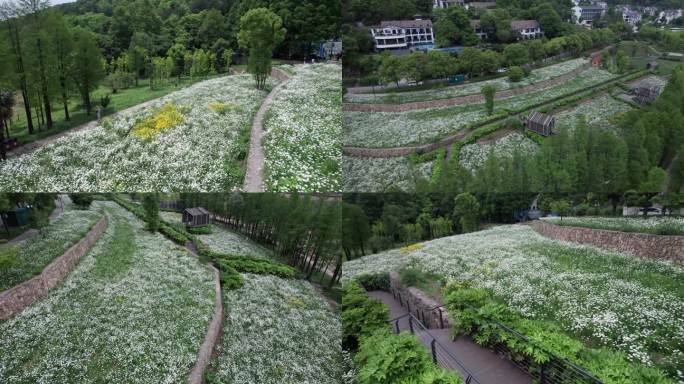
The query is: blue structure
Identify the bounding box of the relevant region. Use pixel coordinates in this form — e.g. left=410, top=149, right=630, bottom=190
left=414, top=44, right=464, bottom=54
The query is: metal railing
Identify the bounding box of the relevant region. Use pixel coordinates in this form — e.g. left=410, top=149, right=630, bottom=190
left=388, top=312, right=481, bottom=384
left=388, top=284, right=603, bottom=384
left=432, top=304, right=604, bottom=384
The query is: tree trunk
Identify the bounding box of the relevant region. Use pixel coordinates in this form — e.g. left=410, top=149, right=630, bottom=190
left=0, top=119, right=6, bottom=160
left=60, top=76, right=69, bottom=121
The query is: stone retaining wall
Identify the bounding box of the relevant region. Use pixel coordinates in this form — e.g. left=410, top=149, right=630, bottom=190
left=528, top=220, right=684, bottom=263
left=187, top=263, right=223, bottom=384
left=0, top=215, right=109, bottom=320
left=270, top=67, right=292, bottom=82
left=389, top=272, right=451, bottom=329
left=343, top=65, right=588, bottom=113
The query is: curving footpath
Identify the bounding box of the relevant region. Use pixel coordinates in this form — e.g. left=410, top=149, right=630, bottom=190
left=185, top=241, right=224, bottom=384
left=343, top=65, right=588, bottom=113
left=243, top=67, right=292, bottom=192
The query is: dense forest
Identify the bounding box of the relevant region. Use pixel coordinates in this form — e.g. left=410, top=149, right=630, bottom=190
left=177, top=193, right=343, bottom=286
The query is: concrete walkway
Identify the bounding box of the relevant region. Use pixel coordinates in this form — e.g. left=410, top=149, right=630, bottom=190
left=243, top=75, right=291, bottom=192
left=368, top=290, right=531, bottom=384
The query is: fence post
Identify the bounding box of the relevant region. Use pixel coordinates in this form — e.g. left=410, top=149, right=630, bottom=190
left=431, top=339, right=437, bottom=363
left=409, top=316, right=414, bottom=333
left=438, top=308, right=444, bottom=329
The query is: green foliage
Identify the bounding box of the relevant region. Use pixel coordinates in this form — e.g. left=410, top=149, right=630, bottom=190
left=237, top=8, right=286, bottom=90
left=354, top=328, right=464, bottom=384
left=507, top=66, right=525, bottom=82
left=355, top=273, right=390, bottom=291
left=69, top=194, right=95, bottom=209
left=142, top=194, right=159, bottom=232
left=216, top=257, right=296, bottom=279
left=482, top=84, right=496, bottom=116
left=341, top=281, right=390, bottom=349
left=100, top=94, right=111, bottom=109
left=187, top=224, right=214, bottom=235
left=453, top=193, right=480, bottom=233
left=219, top=265, right=244, bottom=291
left=550, top=199, right=570, bottom=218
left=0, top=246, right=20, bottom=272
left=443, top=284, right=675, bottom=384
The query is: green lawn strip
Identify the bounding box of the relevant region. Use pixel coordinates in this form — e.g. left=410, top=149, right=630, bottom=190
left=0, top=209, right=103, bottom=292
left=8, top=75, right=223, bottom=145
left=0, top=201, right=215, bottom=382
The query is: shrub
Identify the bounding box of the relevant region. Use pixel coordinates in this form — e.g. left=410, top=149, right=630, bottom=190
left=354, top=328, right=463, bottom=384
left=142, top=194, right=159, bottom=232
left=443, top=283, right=676, bottom=384
left=100, top=94, right=111, bottom=109
left=69, top=194, right=95, bottom=209
left=0, top=246, right=19, bottom=272
left=508, top=66, right=525, bottom=82
left=187, top=224, right=214, bottom=234
left=219, top=265, right=244, bottom=290
left=341, top=281, right=390, bottom=349
left=103, top=71, right=135, bottom=93
left=355, top=273, right=390, bottom=291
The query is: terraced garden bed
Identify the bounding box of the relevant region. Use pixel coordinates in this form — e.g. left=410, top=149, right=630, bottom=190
left=542, top=216, right=684, bottom=236
left=0, top=201, right=216, bottom=383
left=343, top=68, right=617, bottom=148
left=263, top=64, right=342, bottom=192
left=345, top=58, right=589, bottom=104
left=342, top=155, right=434, bottom=192
left=342, top=225, right=684, bottom=382
left=0, top=208, right=103, bottom=292
left=207, top=273, right=342, bottom=384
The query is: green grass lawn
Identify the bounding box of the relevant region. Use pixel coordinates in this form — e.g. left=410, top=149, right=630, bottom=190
left=7, top=75, right=223, bottom=145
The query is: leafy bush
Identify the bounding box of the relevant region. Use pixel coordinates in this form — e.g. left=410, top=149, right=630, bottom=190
left=354, top=328, right=463, bottom=384
left=219, top=265, right=244, bottom=290
left=508, top=66, right=525, bottom=82
left=187, top=224, right=214, bottom=234
left=100, top=94, right=111, bottom=109
left=443, top=283, right=675, bottom=384
left=341, top=281, right=390, bottom=349
left=355, top=273, right=390, bottom=291
left=0, top=246, right=19, bottom=272
left=142, top=194, right=159, bottom=232
left=69, top=194, right=95, bottom=209
left=103, top=71, right=135, bottom=93
left=216, top=257, right=296, bottom=279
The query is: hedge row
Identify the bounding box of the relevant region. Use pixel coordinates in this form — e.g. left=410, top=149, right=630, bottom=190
left=342, top=281, right=463, bottom=384
left=444, top=283, right=675, bottom=384
left=110, top=195, right=190, bottom=244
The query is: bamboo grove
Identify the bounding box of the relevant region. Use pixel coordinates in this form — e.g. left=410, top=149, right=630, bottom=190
left=178, top=193, right=343, bottom=286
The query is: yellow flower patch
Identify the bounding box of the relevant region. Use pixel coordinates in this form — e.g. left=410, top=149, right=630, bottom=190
left=399, top=242, right=424, bottom=254
left=131, top=103, right=184, bottom=140
left=208, top=102, right=242, bottom=115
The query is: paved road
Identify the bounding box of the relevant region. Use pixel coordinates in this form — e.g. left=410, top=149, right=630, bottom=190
left=368, top=290, right=532, bottom=384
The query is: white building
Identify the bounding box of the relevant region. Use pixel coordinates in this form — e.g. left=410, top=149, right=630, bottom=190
left=618, top=6, right=642, bottom=25
left=658, top=9, right=683, bottom=24
left=369, top=18, right=435, bottom=51
left=433, top=0, right=463, bottom=9
left=470, top=19, right=543, bottom=40
left=572, top=2, right=607, bottom=25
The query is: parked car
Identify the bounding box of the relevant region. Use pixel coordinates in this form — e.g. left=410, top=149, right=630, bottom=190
left=638, top=207, right=662, bottom=216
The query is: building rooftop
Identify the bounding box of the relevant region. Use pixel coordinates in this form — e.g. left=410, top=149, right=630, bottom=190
left=470, top=19, right=539, bottom=30
left=376, top=19, right=433, bottom=28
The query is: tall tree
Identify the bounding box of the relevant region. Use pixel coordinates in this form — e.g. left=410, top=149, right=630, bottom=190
left=0, top=2, right=34, bottom=134
left=237, top=8, right=286, bottom=90
left=70, top=28, right=105, bottom=115
left=0, top=90, right=15, bottom=160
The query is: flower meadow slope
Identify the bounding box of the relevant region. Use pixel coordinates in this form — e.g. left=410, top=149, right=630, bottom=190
left=345, top=58, right=588, bottom=104
left=208, top=273, right=342, bottom=384
left=0, top=75, right=275, bottom=192
left=263, top=64, right=342, bottom=192
left=342, top=225, right=684, bottom=381
left=543, top=215, right=684, bottom=235
left=0, top=201, right=216, bottom=383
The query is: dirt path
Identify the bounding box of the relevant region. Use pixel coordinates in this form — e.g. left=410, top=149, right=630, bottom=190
left=243, top=70, right=292, bottom=192
left=8, top=97, right=165, bottom=158
left=368, top=290, right=532, bottom=384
